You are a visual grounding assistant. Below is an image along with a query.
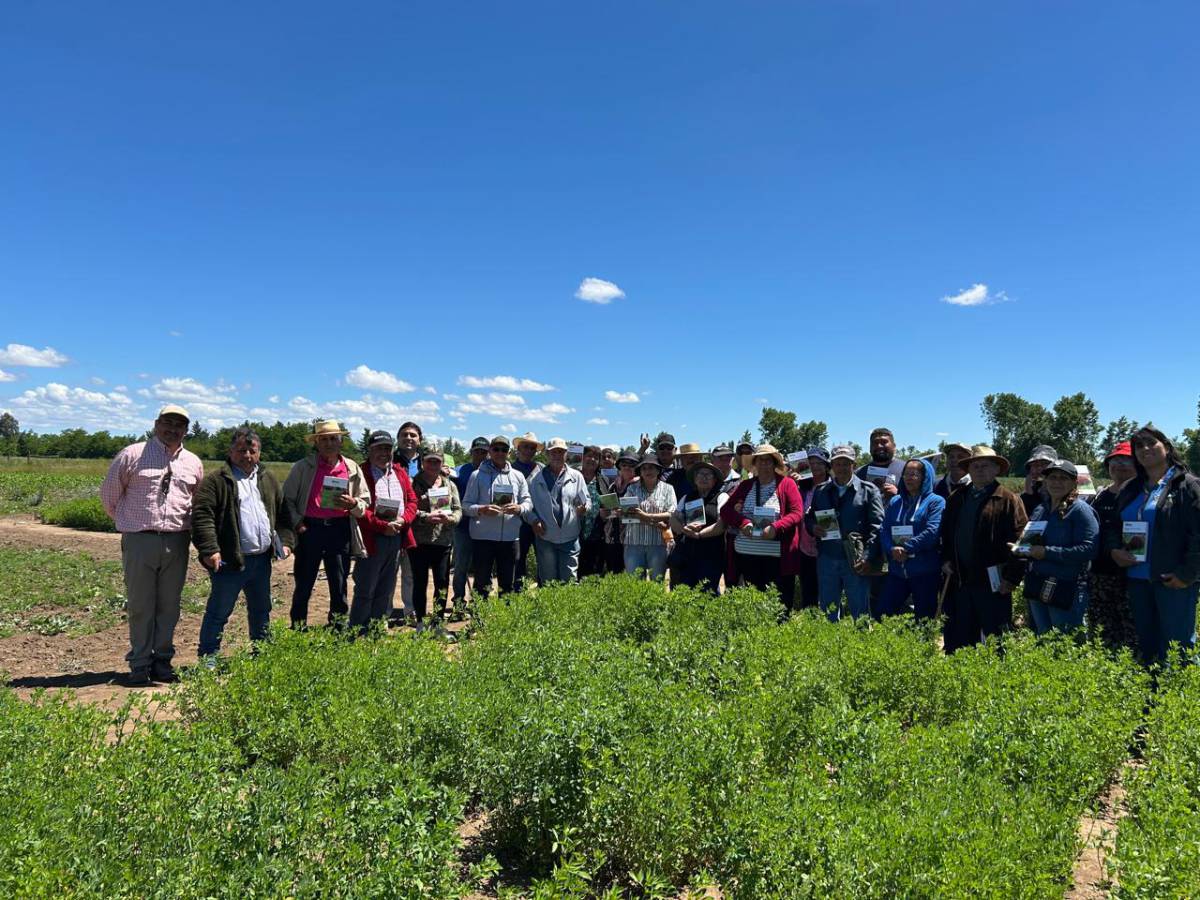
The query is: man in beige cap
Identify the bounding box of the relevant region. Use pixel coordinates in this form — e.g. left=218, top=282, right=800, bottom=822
left=101, top=404, right=205, bottom=684
left=281, top=420, right=371, bottom=628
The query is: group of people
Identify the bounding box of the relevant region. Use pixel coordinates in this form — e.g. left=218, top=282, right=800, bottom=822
left=99, top=406, right=1200, bottom=684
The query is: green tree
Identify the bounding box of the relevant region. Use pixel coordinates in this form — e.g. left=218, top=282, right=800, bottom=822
left=1100, top=416, right=1140, bottom=456
left=1049, top=392, right=1102, bottom=467
left=980, top=393, right=1054, bottom=473
left=0, top=412, right=18, bottom=439
left=758, top=407, right=828, bottom=455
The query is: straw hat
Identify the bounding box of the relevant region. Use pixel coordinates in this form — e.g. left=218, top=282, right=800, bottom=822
left=514, top=432, right=543, bottom=451
left=963, top=445, right=1011, bottom=476
left=678, top=442, right=703, bottom=456
left=304, top=419, right=350, bottom=443
left=751, top=443, right=787, bottom=476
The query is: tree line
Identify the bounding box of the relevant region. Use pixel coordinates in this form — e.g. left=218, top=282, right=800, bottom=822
left=2, top=391, right=1198, bottom=472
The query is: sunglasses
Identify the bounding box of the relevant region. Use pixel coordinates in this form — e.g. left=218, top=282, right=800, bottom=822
left=159, top=464, right=173, bottom=497
left=490, top=446, right=509, bottom=453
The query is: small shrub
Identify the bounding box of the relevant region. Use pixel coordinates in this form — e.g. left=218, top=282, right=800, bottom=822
left=39, top=497, right=115, bottom=532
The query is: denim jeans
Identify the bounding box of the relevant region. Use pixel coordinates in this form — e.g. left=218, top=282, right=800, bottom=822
left=1027, top=578, right=1088, bottom=636
left=198, top=551, right=273, bottom=657
left=816, top=553, right=870, bottom=621
left=876, top=570, right=942, bottom=620
left=451, top=527, right=473, bottom=603
left=624, top=543, right=669, bottom=580
left=535, top=536, right=580, bottom=585
left=1127, top=577, right=1199, bottom=665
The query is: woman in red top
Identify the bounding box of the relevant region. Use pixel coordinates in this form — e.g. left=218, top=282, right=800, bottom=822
left=720, top=444, right=805, bottom=614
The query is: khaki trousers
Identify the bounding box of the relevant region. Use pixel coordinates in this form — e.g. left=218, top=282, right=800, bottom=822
left=120, top=531, right=190, bottom=669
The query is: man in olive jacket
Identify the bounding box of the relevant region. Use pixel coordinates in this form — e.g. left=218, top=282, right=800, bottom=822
left=192, top=427, right=295, bottom=658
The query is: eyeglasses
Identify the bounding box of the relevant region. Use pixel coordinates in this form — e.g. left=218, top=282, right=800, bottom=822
left=159, top=464, right=173, bottom=497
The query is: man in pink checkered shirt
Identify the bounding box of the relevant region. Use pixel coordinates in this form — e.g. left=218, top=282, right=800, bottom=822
left=100, top=404, right=204, bottom=684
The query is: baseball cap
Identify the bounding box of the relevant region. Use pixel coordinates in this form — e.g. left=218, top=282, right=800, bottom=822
left=367, top=429, right=394, bottom=448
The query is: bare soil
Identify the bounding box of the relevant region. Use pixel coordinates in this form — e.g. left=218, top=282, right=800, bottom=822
left=0, top=514, right=464, bottom=712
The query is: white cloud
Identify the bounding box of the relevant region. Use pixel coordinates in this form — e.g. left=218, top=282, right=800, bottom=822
left=423, top=385, right=437, bottom=395
left=940, top=282, right=1009, bottom=307
left=936, top=432, right=950, bottom=437
left=268, top=395, right=280, bottom=404
left=146, top=377, right=248, bottom=428
left=0, top=343, right=69, bottom=367
left=500, top=423, right=517, bottom=433
left=344, top=364, right=416, bottom=394
left=587, top=417, right=609, bottom=425
left=451, top=424, right=467, bottom=431
left=0, top=370, right=16, bottom=383
left=453, top=392, right=570, bottom=423
left=114, top=385, right=128, bottom=393
left=605, top=390, right=640, bottom=404
left=9, top=382, right=145, bottom=432
left=575, top=277, right=626, bottom=305
left=755, top=397, right=768, bottom=405
left=286, top=394, right=441, bottom=430
left=89, top=376, right=106, bottom=386
left=169, top=330, right=182, bottom=338
left=457, top=375, right=556, bottom=392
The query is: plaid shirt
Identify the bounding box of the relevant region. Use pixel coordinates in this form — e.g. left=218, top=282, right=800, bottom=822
left=100, top=438, right=204, bottom=533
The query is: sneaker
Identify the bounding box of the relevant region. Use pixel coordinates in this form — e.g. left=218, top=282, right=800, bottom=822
left=151, top=660, right=177, bottom=683
left=128, top=667, right=153, bottom=686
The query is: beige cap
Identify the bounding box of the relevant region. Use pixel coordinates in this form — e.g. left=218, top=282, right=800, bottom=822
left=157, top=404, right=190, bottom=422
left=545, top=437, right=569, bottom=452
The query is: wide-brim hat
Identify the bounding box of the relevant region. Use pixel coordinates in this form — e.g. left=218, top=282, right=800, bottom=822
left=1026, top=444, right=1058, bottom=465
left=678, top=442, right=703, bottom=456
left=636, top=452, right=664, bottom=474
left=514, top=432, right=543, bottom=451
left=943, top=441, right=972, bottom=456
left=687, top=460, right=722, bottom=484
left=305, top=419, right=350, bottom=443
left=616, top=453, right=640, bottom=468
left=963, top=445, right=1011, bottom=476
left=751, top=443, right=787, bottom=476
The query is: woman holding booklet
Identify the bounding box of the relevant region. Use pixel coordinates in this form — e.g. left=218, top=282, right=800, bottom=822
left=669, top=460, right=728, bottom=593
left=1105, top=426, right=1200, bottom=666
left=1086, top=442, right=1138, bottom=651
left=408, top=449, right=462, bottom=627
left=349, top=430, right=418, bottom=633
left=877, top=457, right=946, bottom=620
left=620, top=454, right=677, bottom=580
left=1012, top=459, right=1099, bottom=635
left=721, top=444, right=805, bottom=612
left=578, top=447, right=612, bottom=578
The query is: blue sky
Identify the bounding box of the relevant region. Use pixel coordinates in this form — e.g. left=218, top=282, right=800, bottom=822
left=2, top=2, right=1197, bottom=451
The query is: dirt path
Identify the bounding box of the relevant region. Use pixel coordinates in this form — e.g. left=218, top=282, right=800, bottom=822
left=1067, top=761, right=1139, bottom=898
left=0, top=515, right=400, bottom=712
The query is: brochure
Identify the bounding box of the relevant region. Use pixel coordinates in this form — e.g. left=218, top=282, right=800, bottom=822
left=320, top=476, right=349, bottom=509
left=814, top=508, right=841, bottom=541
left=786, top=451, right=806, bottom=464
left=751, top=506, right=775, bottom=538
left=1075, top=465, right=1097, bottom=497
left=866, top=465, right=897, bottom=485
left=684, top=498, right=706, bottom=527
left=491, top=482, right=515, bottom=507
left=427, top=485, right=451, bottom=513
left=601, top=467, right=618, bottom=481
left=375, top=496, right=401, bottom=521
left=567, top=443, right=585, bottom=456
left=1015, top=520, right=1048, bottom=554
left=891, top=525, right=914, bottom=547
left=987, top=565, right=1002, bottom=592
left=598, top=493, right=619, bottom=510
left=1122, top=521, right=1149, bottom=563
left=619, top=493, right=641, bottom=524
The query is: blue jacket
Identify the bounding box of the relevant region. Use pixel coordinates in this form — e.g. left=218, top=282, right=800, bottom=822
left=880, top=458, right=945, bottom=577
left=804, top=474, right=884, bottom=561
left=453, top=462, right=476, bottom=532
left=1027, top=498, right=1099, bottom=582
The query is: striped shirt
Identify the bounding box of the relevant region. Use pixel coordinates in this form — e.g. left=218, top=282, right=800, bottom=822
left=372, top=464, right=407, bottom=502
left=100, top=439, right=204, bottom=534
left=620, top=480, right=676, bottom=547
left=735, top=479, right=782, bottom=558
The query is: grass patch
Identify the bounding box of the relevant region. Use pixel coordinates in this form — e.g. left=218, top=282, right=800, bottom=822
left=39, top=497, right=116, bottom=532
left=0, top=548, right=128, bottom=637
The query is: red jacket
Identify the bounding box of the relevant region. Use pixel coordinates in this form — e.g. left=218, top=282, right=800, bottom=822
left=361, top=463, right=418, bottom=554
left=720, top=475, right=806, bottom=576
